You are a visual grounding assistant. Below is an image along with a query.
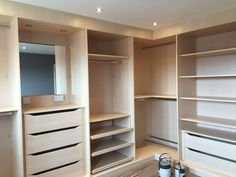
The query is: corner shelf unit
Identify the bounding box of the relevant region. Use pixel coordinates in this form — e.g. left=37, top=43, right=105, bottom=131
left=178, top=22, right=236, bottom=176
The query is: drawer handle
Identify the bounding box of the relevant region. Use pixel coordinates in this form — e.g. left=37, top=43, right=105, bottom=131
left=30, top=108, right=78, bottom=116
left=30, top=126, right=79, bottom=136
left=188, top=148, right=236, bottom=163
left=30, top=143, right=80, bottom=156
left=31, top=160, right=80, bottom=176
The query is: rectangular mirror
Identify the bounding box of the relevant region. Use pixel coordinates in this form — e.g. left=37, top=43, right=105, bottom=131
left=19, top=43, right=67, bottom=96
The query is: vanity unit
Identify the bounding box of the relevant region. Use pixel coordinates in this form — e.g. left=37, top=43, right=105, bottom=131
left=0, top=13, right=235, bottom=177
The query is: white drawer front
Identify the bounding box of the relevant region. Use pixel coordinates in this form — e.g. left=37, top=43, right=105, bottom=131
left=184, top=147, right=236, bottom=176
left=183, top=132, right=236, bottom=161
left=26, top=126, right=82, bottom=154
left=25, top=109, right=82, bottom=134
left=26, top=144, right=82, bottom=175
left=27, top=161, right=82, bottom=177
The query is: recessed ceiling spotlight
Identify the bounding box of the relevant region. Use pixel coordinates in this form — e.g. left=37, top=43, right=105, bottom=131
left=96, top=7, right=103, bottom=14
left=153, top=22, right=158, bottom=26
left=22, top=46, right=26, bottom=50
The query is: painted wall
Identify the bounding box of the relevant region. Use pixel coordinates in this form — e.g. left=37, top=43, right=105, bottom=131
left=20, top=53, right=55, bottom=96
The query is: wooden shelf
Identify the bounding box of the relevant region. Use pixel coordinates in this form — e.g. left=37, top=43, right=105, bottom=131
left=90, top=112, right=129, bottom=123
left=91, top=139, right=133, bottom=157
left=91, top=151, right=133, bottom=174
left=90, top=125, right=133, bottom=140
left=181, top=116, right=236, bottom=129
left=135, top=95, right=177, bottom=100
left=180, top=74, right=236, bottom=79
left=88, top=53, right=128, bottom=62
left=180, top=47, right=236, bottom=58
left=180, top=96, right=236, bottom=103
left=0, top=106, right=18, bottom=115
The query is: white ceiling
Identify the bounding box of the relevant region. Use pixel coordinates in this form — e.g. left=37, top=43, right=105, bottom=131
left=19, top=43, right=55, bottom=55
left=12, top=0, right=236, bottom=30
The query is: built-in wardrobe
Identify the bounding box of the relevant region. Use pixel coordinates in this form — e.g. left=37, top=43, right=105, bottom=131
left=0, top=13, right=236, bottom=177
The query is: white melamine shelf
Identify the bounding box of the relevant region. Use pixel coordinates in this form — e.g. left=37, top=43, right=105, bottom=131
left=180, top=96, right=236, bottom=103
left=88, top=53, right=128, bottom=61
left=91, top=139, right=133, bottom=157
left=180, top=47, right=236, bottom=58
left=179, top=74, right=236, bottom=79
left=135, top=95, right=177, bottom=100
left=0, top=106, right=18, bottom=114
left=90, top=112, right=129, bottom=123
left=181, top=127, right=236, bottom=144
left=90, top=125, right=133, bottom=140
left=181, top=116, right=236, bottom=129
left=91, top=151, right=133, bottom=174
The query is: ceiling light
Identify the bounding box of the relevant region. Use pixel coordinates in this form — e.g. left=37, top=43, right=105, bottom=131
left=153, top=22, right=158, bottom=26
left=96, top=7, right=103, bottom=14
left=22, top=46, right=26, bottom=50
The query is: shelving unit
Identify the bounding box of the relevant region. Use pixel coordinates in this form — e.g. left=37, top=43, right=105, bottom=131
left=0, top=15, right=24, bottom=177
left=177, top=22, right=236, bottom=176
left=88, top=30, right=134, bottom=174
left=134, top=36, right=178, bottom=160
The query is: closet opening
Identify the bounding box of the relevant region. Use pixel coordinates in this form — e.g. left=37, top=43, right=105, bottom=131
left=134, top=36, right=179, bottom=161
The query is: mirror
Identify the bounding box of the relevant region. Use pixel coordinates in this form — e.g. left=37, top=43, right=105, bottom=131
left=19, top=43, right=67, bottom=96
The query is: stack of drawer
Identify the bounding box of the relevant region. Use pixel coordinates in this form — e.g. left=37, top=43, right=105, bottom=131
left=182, top=131, right=236, bottom=176
left=24, top=107, right=83, bottom=177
